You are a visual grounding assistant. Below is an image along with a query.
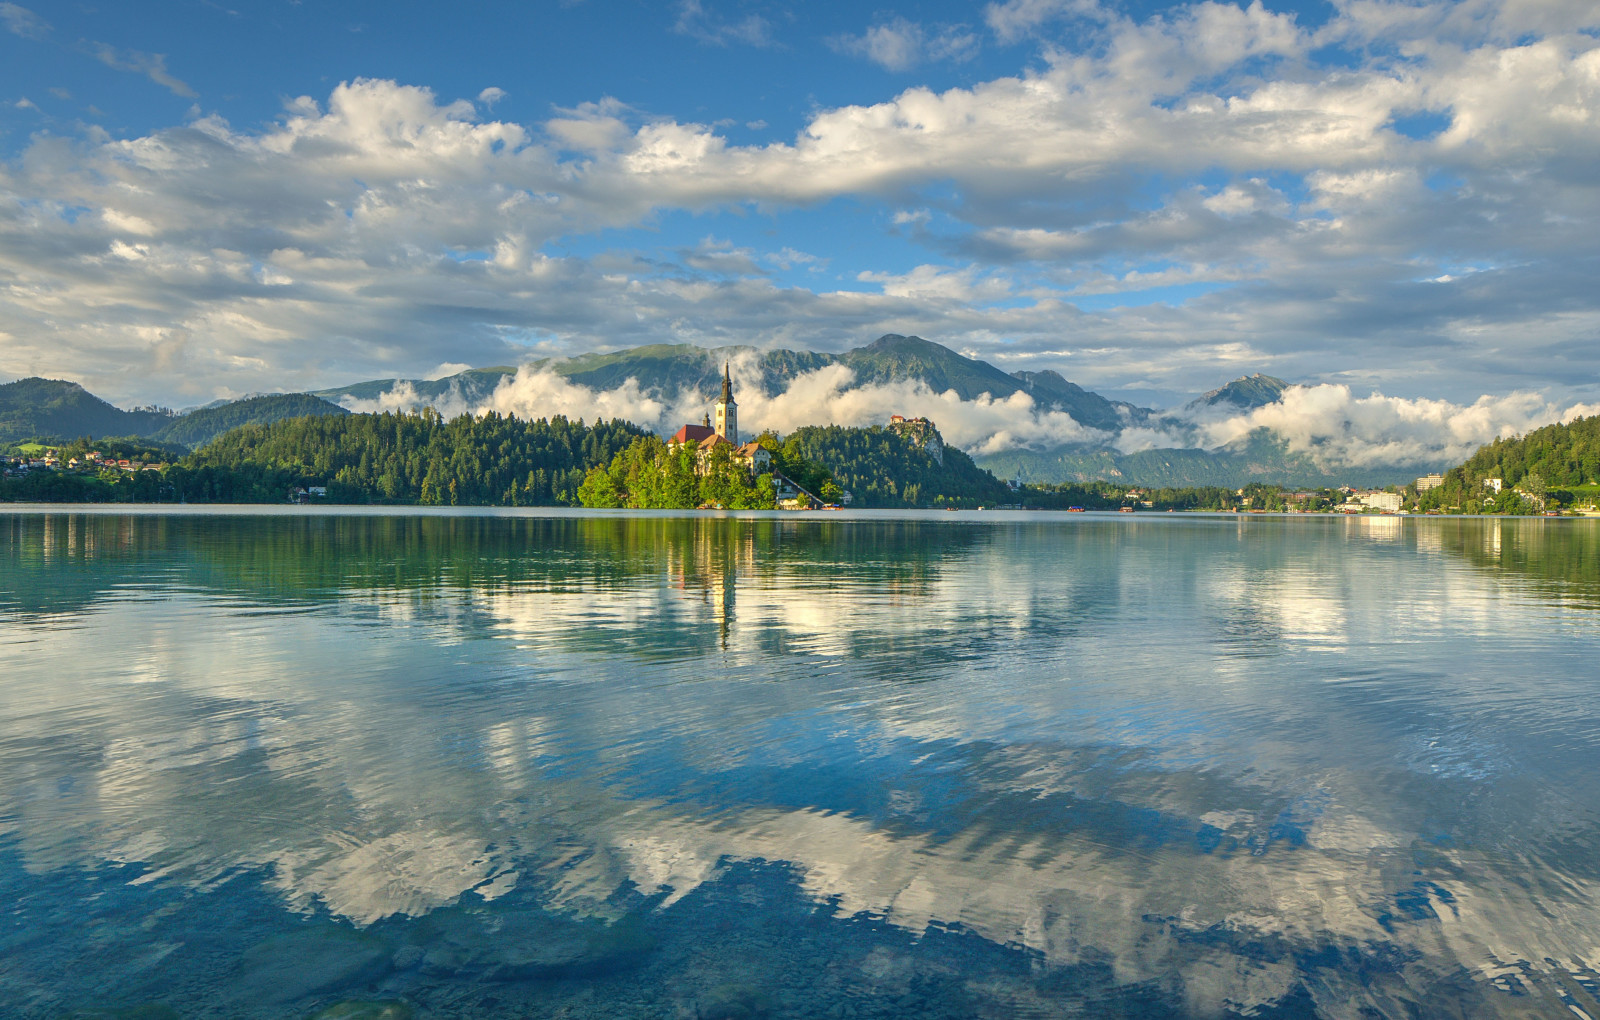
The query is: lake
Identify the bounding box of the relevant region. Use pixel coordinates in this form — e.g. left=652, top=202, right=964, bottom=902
left=3, top=508, right=1599, bottom=1019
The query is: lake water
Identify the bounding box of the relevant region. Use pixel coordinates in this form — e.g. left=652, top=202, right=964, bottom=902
left=3, top=509, right=1600, bottom=1020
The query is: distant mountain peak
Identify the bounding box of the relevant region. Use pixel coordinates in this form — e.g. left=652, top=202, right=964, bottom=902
left=1189, top=374, right=1291, bottom=411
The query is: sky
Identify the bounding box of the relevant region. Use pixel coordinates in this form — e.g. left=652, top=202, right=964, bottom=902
left=1, top=0, right=1598, bottom=414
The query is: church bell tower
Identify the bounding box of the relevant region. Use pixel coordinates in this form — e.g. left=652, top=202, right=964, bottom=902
left=714, top=363, right=738, bottom=445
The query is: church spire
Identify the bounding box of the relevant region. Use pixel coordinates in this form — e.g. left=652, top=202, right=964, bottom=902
left=714, top=362, right=738, bottom=444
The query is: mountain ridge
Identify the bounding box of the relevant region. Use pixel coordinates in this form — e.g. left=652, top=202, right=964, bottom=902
left=5, top=339, right=1431, bottom=487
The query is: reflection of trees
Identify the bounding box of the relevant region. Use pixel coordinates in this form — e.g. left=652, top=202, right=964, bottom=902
left=1430, top=518, right=1600, bottom=608
left=0, top=514, right=994, bottom=667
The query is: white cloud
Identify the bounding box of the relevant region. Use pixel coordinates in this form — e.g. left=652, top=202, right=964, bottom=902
left=356, top=354, right=1111, bottom=456
left=482, top=366, right=678, bottom=426
left=353, top=354, right=1600, bottom=468
left=89, top=43, right=197, bottom=98
left=674, top=0, right=773, bottom=48
left=984, top=0, right=1104, bottom=43
left=831, top=18, right=980, bottom=72
left=1159, top=384, right=1600, bottom=467
left=0, top=1, right=47, bottom=38
left=476, top=86, right=506, bottom=107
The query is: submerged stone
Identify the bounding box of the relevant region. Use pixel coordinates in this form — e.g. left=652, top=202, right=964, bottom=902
left=308, top=1001, right=414, bottom=1020
left=697, top=982, right=773, bottom=1019
left=232, top=927, right=392, bottom=1004
left=416, top=906, right=656, bottom=981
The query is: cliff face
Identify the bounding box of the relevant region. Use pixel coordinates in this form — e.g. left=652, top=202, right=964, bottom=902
left=888, top=416, right=944, bottom=467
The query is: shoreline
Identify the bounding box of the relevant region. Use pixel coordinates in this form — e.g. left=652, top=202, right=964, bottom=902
left=0, top=503, right=1591, bottom=521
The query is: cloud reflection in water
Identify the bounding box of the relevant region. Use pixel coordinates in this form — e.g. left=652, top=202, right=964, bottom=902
left=3, top=510, right=1600, bottom=1018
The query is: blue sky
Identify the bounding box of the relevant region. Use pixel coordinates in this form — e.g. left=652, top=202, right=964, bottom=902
left=2, top=0, right=1599, bottom=441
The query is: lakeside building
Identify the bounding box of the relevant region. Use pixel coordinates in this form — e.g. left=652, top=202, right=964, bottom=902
left=1416, top=473, right=1444, bottom=492
left=1348, top=490, right=1402, bottom=512
left=1484, top=477, right=1503, bottom=494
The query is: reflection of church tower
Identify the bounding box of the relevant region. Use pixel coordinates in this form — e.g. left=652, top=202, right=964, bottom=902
left=714, top=363, right=738, bottom=445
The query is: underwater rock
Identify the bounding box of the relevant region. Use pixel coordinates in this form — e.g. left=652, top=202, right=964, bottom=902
left=390, top=945, right=425, bottom=971
left=417, top=906, right=656, bottom=981
left=308, top=1001, right=414, bottom=1020
left=231, top=927, right=392, bottom=1004
left=697, top=982, right=773, bottom=1019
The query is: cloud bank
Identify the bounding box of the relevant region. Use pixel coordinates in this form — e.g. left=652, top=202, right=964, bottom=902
left=344, top=358, right=1600, bottom=469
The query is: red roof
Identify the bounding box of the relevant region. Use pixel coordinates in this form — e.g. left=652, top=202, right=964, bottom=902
left=671, top=424, right=716, bottom=444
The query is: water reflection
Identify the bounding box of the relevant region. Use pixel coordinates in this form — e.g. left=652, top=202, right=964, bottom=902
left=3, top=510, right=1600, bottom=1019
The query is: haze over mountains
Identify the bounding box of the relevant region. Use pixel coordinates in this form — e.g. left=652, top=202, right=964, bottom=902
left=6, top=335, right=1597, bottom=488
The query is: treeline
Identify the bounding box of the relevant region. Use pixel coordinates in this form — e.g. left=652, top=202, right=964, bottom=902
left=0, top=469, right=171, bottom=503
left=1413, top=414, right=1600, bottom=513
left=173, top=411, right=648, bottom=505
left=1018, top=481, right=1259, bottom=510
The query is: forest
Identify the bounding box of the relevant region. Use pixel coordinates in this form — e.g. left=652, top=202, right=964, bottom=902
left=1413, top=414, right=1600, bottom=513
left=164, top=410, right=648, bottom=505
left=777, top=425, right=1007, bottom=508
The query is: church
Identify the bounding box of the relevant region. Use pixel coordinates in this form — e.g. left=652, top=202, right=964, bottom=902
left=669, top=364, right=772, bottom=476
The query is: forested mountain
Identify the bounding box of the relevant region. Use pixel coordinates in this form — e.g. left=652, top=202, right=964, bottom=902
left=177, top=411, right=648, bottom=504
left=0, top=378, right=174, bottom=445
left=151, top=393, right=348, bottom=449
left=780, top=424, right=1008, bottom=508
left=316, top=368, right=516, bottom=407
left=2, top=380, right=351, bottom=452
left=1453, top=415, right=1600, bottom=486
left=1416, top=414, right=1600, bottom=512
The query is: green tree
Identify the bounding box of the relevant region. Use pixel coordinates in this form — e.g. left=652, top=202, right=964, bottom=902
left=577, top=466, right=622, bottom=508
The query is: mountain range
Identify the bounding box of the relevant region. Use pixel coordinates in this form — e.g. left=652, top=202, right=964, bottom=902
left=4, top=336, right=1428, bottom=487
